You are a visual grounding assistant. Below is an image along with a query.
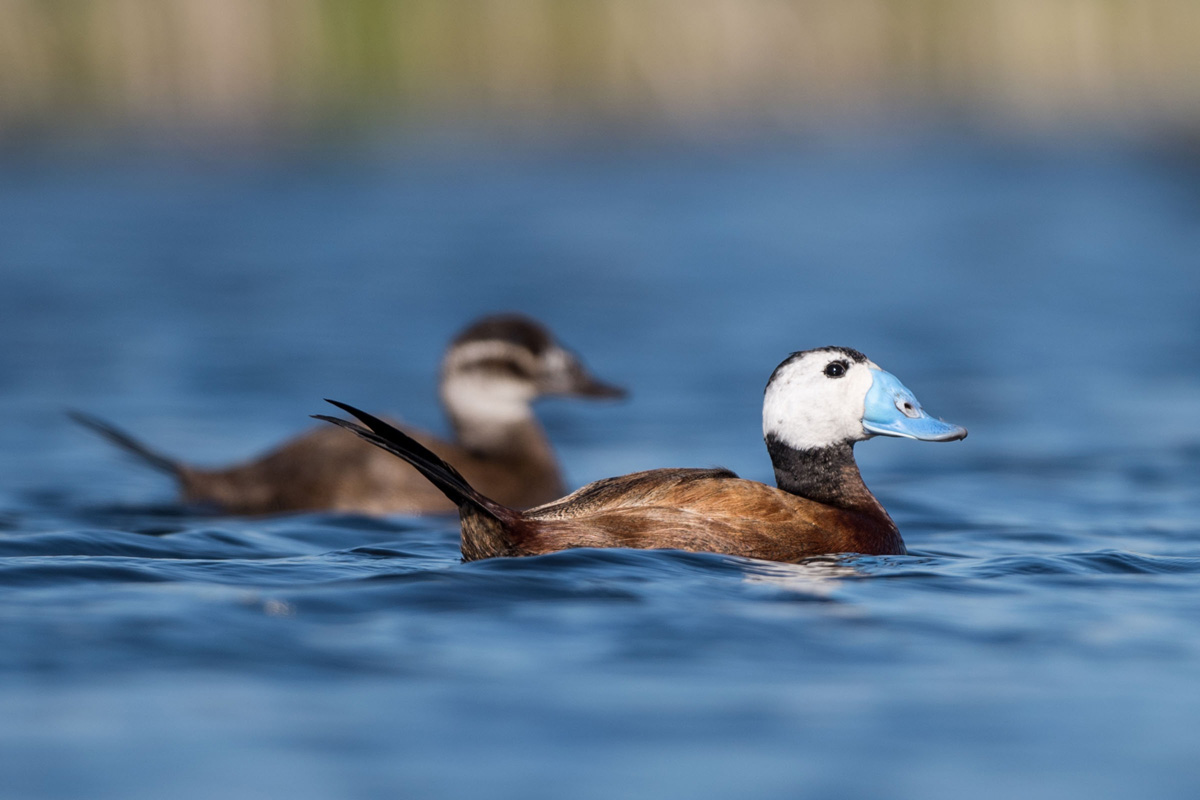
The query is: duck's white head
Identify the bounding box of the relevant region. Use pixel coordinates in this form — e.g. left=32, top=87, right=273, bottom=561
left=762, top=346, right=966, bottom=451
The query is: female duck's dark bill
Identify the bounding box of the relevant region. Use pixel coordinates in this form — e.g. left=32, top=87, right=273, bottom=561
left=862, top=368, right=968, bottom=442
left=571, top=375, right=627, bottom=399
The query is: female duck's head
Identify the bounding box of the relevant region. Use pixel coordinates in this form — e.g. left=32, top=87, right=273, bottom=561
left=762, top=346, right=966, bottom=452
left=440, top=314, right=625, bottom=432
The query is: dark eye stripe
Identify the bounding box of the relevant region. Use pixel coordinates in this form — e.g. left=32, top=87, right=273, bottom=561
left=460, top=358, right=536, bottom=381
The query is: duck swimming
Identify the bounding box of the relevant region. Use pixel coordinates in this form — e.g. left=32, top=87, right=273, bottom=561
left=72, top=314, right=625, bottom=515
left=316, top=346, right=966, bottom=562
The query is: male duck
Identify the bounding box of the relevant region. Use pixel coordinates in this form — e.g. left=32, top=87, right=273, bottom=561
left=317, top=346, right=965, bottom=562
left=73, top=314, right=624, bottom=515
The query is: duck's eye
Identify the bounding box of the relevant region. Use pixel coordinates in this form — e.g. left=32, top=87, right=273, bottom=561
left=823, top=360, right=848, bottom=378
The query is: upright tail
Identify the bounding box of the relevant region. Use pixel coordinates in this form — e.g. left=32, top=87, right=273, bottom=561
left=313, top=399, right=512, bottom=526
left=68, top=410, right=184, bottom=478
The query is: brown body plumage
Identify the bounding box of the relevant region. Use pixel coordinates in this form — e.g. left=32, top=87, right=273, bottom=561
left=170, top=418, right=565, bottom=515
left=458, top=466, right=903, bottom=562
left=72, top=314, right=624, bottom=515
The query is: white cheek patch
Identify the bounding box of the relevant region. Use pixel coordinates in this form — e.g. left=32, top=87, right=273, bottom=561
left=439, top=338, right=542, bottom=429
left=441, top=375, right=535, bottom=427
left=762, top=356, right=874, bottom=451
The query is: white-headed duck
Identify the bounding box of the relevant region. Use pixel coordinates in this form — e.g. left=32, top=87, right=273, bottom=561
left=316, top=346, right=965, bottom=561
left=72, top=314, right=625, bottom=515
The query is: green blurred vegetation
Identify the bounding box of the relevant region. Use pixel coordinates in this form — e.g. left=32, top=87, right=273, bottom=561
left=0, top=0, right=1197, bottom=139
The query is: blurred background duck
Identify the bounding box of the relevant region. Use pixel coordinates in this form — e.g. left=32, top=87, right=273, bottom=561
left=318, top=347, right=966, bottom=562
left=73, top=314, right=625, bottom=515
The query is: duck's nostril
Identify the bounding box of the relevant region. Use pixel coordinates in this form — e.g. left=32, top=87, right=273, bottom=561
left=895, top=398, right=921, bottom=419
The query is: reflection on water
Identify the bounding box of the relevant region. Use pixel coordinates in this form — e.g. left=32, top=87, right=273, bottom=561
left=1, top=133, right=1199, bottom=799
left=739, top=555, right=860, bottom=598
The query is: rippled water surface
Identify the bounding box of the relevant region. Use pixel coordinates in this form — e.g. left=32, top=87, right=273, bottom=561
left=2, top=132, right=1199, bottom=799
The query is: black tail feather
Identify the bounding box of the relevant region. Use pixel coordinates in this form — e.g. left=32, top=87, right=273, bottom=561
left=68, top=410, right=183, bottom=477
left=314, top=400, right=503, bottom=518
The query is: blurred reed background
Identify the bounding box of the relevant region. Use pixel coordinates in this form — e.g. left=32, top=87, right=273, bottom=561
left=1, top=0, right=1198, bottom=143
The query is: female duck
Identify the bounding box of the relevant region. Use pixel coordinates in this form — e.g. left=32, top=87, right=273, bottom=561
left=73, top=314, right=624, bottom=515
left=317, top=346, right=965, bottom=562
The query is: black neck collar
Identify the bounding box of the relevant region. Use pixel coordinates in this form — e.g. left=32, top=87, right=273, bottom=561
left=764, top=435, right=877, bottom=512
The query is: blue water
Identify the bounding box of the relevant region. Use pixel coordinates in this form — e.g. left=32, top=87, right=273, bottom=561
left=1, top=131, right=1199, bottom=799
